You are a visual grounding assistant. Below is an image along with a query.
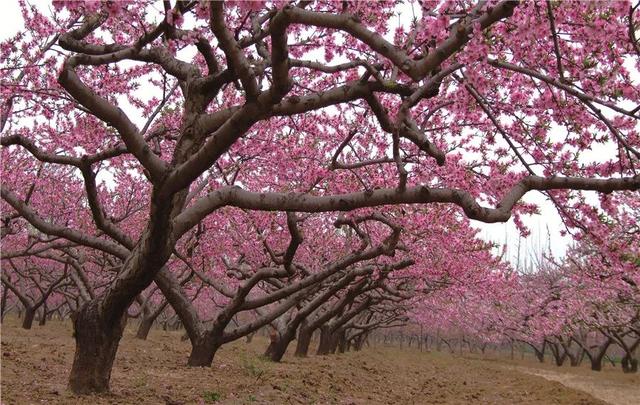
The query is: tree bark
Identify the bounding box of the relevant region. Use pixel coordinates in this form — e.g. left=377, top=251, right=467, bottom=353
left=38, top=305, right=47, bottom=326
left=337, top=329, right=347, bottom=353
left=135, top=316, right=154, bottom=340
left=68, top=300, right=126, bottom=394
left=548, top=341, right=566, bottom=366
left=621, top=355, right=638, bottom=373
left=187, top=334, right=220, bottom=367
left=1, top=286, right=8, bottom=323
left=591, top=357, right=604, bottom=371
left=295, top=326, right=313, bottom=357
left=22, top=308, right=35, bottom=329
left=589, top=339, right=612, bottom=371
left=265, top=331, right=295, bottom=362
left=316, top=325, right=335, bottom=355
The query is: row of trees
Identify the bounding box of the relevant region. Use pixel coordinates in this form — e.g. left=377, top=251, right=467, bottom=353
left=1, top=0, right=639, bottom=394
left=414, top=192, right=640, bottom=372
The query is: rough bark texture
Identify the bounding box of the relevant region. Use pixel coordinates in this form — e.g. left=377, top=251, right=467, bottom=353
left=186, top=334, right=220, bottom=367
left=68, top=300, right=126, bottom=394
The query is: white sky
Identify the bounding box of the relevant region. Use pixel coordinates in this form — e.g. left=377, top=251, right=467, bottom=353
left=3, top=1, right=620, bottom=267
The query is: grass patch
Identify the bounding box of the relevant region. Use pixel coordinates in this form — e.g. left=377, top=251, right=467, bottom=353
left=202, top=390, right=222, bottom=403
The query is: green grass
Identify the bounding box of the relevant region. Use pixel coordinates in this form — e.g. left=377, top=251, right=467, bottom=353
left=202, top=390, right=222, bottom=403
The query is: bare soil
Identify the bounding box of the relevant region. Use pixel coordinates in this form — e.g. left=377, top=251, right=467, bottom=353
left=1, top=318, right=635, bottom=404
left=502, top=362, right=640, bottom=405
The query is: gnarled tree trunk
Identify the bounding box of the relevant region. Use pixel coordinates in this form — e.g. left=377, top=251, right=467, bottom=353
left=187, top=334, right=220, bottom=367
left=68, top=300, right=126, bottom=394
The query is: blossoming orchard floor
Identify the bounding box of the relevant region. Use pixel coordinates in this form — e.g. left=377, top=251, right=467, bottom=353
left=1, top=319, right=637, bottom=405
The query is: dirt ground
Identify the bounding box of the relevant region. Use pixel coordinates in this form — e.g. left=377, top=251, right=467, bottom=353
left=500, top=360, right=640, bottom=405
left=1, top=318, right=637, bottom=404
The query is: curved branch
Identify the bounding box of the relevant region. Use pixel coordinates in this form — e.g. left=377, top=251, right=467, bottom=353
left=1, top=187, right=128, bottom=259
left=173, top=175, right=640, bottom=238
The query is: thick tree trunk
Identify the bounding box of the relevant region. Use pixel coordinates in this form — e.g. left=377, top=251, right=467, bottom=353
left=316, top=326, right=334, bottom=355
left=22, top=308, right=35, bottom=330
left=590, top=357, right=604, bottom=371
left=187, top=335, right=219, bottom=367
left=265, top=331, right=295, bottom=362
left=135, top=317, right=154, bottom=340
left=295, top=327, right=313, bottom=357
left=68, top=300, right=126, bottom=394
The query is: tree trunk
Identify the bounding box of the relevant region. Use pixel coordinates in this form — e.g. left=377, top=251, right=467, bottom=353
left=621, top=355, right=638, bottom=373
left=266, top=331, right=295, bottom=362
left=569, top=352, right=580, bottom=366
left=328, top=329, right=341, bottom=354
left=575, top=347, right=585, bottom=366
left=135, top=316, right=154, bottom=340
left=588, top=338, right=612, bottom=372
left=22, top=308, right=35, bottom=329
left=1, top=286, right=9, bottom=323
left=187, top=335, right=219, bottom=367
left=534, top=349, right=544, bottom=362
left=337, top=329, right=347, bottom=353
left=38, top=305, right=47, bottom=326
left=295, top=326, right=313, bottom=357
left=353, top=332, right=368, bottom=351
left=548, top=342, right=566, bottom=366
left=316, top=326, right=334, bottom=355
left=591, top=357, right=603, bottom=371
left=68, top=300, right=126, bottom=394
left=589, top=349, right=608, bottom=371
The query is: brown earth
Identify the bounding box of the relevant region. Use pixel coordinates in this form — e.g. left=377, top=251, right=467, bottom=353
left=502, top=361, right=640, bottom=405
left=0, top=318, right=635, bottom=404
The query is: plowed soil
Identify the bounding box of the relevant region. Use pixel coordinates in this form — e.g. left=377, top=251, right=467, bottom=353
left=1, top=318, right=636, bottom=404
